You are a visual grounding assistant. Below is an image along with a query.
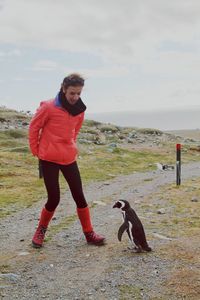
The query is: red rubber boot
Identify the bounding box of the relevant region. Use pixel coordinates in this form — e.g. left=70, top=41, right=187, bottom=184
left=77, top=206, right=105, bottom=245
left=32, top=207, right=54, bottom=248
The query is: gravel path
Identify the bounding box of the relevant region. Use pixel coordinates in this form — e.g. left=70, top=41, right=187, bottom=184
left=1, top=161, right=200, bottom=300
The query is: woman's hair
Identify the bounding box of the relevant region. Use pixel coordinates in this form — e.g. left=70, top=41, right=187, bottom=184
left=61, top=73, right=85, bottom=90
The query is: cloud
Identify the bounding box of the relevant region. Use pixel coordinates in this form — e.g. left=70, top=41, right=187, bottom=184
left=32, top=59, right=58, bottom=71
left=0, top=0, right=200, bottom=64
left=0, top=48, right=21, bottom=57
left=64, top=65, right=131, bottom=79
left=13, top=77, right=39, bottom=82
left=1, top=0, right=200, bottom=115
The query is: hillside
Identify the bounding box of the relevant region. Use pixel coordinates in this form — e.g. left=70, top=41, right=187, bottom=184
left=167, top=129, right=200, bottom=140
left=1, top=105, right=200, bottom=218
left=1, top=106, right=199, bottom=146
left=1, top=106, right=200, bottom=299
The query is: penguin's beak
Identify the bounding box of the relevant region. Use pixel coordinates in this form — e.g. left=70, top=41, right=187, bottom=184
left=113, top=202, right=118, bottom=208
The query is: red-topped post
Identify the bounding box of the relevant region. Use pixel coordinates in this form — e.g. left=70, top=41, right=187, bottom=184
left=176, top=144, right=181, bottom=185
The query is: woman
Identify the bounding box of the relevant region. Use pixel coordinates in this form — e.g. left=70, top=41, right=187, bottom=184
left=29, top=73, right=105, bottom=248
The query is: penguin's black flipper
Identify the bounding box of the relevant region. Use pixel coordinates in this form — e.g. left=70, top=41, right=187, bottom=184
left=118, top=223, right=128, bottom=241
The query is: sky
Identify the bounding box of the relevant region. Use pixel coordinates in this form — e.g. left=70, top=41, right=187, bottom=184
left=0, top=0, right=200, bottom=116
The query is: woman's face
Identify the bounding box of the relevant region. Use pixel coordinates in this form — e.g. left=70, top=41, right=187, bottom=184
left=63, top=86, right=83, bottom=105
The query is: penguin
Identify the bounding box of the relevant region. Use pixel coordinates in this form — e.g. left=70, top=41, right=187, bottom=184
left=113, top=199, right=152, bottom=252
left=155, top=162, right=174, bottom=171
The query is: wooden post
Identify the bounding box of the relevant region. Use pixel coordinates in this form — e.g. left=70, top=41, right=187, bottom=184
left=176, top=144, right=181, bottom=185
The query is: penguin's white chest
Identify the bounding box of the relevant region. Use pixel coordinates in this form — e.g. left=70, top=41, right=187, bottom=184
left=121, top=211, right=125, bottom=221
left=121, top=210, right=134, bottom=243
left=128, top=221, right=134, bottom=242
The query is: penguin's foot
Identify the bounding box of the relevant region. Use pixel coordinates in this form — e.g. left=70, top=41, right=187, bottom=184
left=135, top=246, right=142, bottom=253
left=127, top=246, right=135, bottom=251
left=127, top=245, right=142, bottom=253
left=143, top=246, right=152, bottom=252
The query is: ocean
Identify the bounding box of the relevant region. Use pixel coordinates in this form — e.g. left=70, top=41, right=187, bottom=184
left=86, top=108, right=200, bottom=131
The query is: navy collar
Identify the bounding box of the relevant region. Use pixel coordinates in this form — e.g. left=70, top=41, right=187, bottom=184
left=55, top=92, right=86, bottom=116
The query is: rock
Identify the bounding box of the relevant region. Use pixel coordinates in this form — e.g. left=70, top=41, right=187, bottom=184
left=79, top=139, right=92, bottom=144
left=127, top=138, right=133, bottom=143
left=0, top=273, right=21, bottom=282
left=191, top=197, right=198, bottom=202
left=153, top=233, right=173, bottom=240
left=93, top=200, right=106, bottom=206
left=157, top=208, right=166, bottom=214
left=18, top=251, right=30, bottom=256
left=108, top=143, right=117, bottom=148
left=102, top=182, right=110, bottom=186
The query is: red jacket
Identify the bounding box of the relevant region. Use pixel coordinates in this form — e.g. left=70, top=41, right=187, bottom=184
left=29, top=98, right=84, bottom=165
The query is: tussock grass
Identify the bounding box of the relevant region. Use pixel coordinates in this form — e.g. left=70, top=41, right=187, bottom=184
left=83, top=119, right=102, bottom=127
left=137, top=128, right=163, bottom=135
left=154, top=179, right=200, bottom=236
left=0, top=111, right=200, bottom=219
left=0, top=264, right=10, bottom=273
left=0, top=140, right=170, bottom=218
left=0, top=107, right=29, bottom=121
left=119, top=284, right=142, bottom=300
left=78, top=144, right=171, bottom=182
left=0, top=130, right=27, bottom=149
left=166, top=268, right=200, bottom=299
left=0, top=152, right=45, bottom=217
left=145, top=177, right=200, bottom=299
left=5, top=129, right=27, bottom=139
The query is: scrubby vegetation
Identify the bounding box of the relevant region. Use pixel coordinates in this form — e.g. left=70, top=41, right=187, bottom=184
left=1, top=106, right=200, bottom=299
left=0, top=106, right=200, bottom=218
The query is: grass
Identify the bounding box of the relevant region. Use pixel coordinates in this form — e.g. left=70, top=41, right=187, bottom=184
left=1, top=116, right=200, bottom=299
left=0, top=130, right=172, bottom=218
left=165, top=268, right=200, bottom=299
left=0, top=264, right=11, bottom=274
left=0, top=120, right=200, bottom=219
left=0, top=156, right=45, bottom=217
left=0, top=107, right=29, bottom=121
left=148, top=178, right=200, bottom=237
left=78, top=144, right=170, bottom=182
left=143, top=177, right=200, bottom=299
left=0, top=129, right=47, bottom=218
left=118, top=284, right=143, bottom=300
left=98, top=175, right=200, bottom=300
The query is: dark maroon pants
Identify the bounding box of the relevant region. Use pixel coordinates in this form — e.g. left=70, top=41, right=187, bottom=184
left=40, top=160, right=87, bottom=212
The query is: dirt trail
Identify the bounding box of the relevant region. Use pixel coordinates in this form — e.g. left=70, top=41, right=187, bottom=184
left=1, top=162, right=200, bottom=300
